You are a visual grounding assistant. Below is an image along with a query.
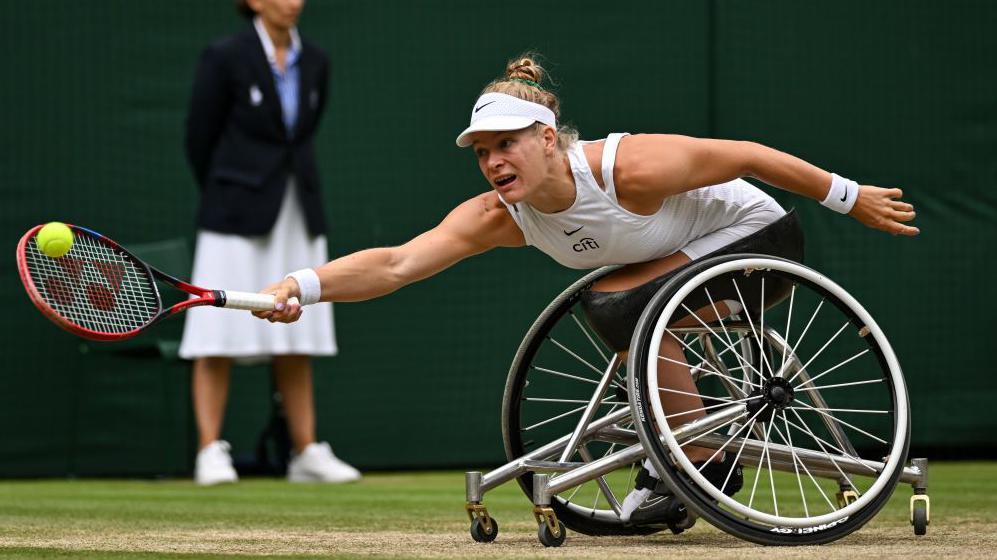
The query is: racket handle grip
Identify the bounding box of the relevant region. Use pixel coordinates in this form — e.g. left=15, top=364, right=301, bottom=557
left=220, top=290, right=302, bottom=311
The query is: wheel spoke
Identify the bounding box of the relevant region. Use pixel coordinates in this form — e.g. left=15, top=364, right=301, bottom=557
left=792, top=349, right=870, bottom=391
left=780, top=284, right=797, bottom=374
left=759, top=276, right=775, bottom=384
left=666, top=396, right=754, bottom=419
left=723, top=417, right=757, bottom=496
left=795, top=378, right=883, bottom=393
left=664, top=329, right=735, bottom=381
left=659, top=351, right=758, bottom=395
left=762, top=410, right=779, bottom=516
left=792, top=401, right=888, bottom=444
left=747, top=413, right=773, bottom=509
left=532, top=365, right=599, bottom=385
left=704, top=287, right=757, bottom=380
left=679, top=411, right=746, bottom=449
left=532, top=365, right=627, bottom=392
left=786, top=322, right=851, bottom=385
left=564, top=481, right=583, bottom=503
left=577, top=442, right=622, bottom=514
left=779, top=412, right=808, bottom=516
left=782, top=414, right=878, bottom=475
left=522, top=405, right=587, bottom=432
left=697, top=367, right=754, bottom=386
left=788, top=408, right=863, bottom=494
left=697, top=403, right=770, bottom=494
left=783, top=300, right=824, bottom=377
left=620, top=459, right=637, bottom=516
left=788, top=406, right=888, bottom=415
left=548, top=336, right=608, bottom=378
left=731, top=278, right=775, bottom=379
left=569, top=310, right=610, bottom=365
left=659, top=386, right=733, bottom=402
left=681, top=297, right=766, bottom=382
left=772, top=414, right=836, bottom=513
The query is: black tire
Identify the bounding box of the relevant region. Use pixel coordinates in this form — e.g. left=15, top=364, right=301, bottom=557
left=469, top=516, right=498, bottom=543
left=913, top=506, right=928, bottom=536
left=502, top=267, right=660, bottom=537
left=538, top=521, right=568, bottom=547
left=629, top=255, right=911, bottom=545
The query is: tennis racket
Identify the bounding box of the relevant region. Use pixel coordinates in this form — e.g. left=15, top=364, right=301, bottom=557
left=16, top=223, right=298, bottom=341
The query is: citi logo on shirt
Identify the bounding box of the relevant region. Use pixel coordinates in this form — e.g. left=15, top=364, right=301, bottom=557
left=572, top=237, right=600, bottom=252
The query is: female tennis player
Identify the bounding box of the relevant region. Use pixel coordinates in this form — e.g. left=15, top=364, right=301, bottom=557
left=254, top=55, right=918, bottom=525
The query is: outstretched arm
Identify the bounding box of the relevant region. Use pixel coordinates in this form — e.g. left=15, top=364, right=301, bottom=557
left=616, top=134, right=919, bottom=236
left=255, top=192, right=524, bottom=322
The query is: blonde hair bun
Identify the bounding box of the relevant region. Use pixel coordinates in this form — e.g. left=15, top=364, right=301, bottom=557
left=480, top=53, right=578, bottom=151
left=506, top=57, right=545, bottom=85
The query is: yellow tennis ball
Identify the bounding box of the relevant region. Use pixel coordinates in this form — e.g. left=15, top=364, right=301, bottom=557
left=37, top=222, right=74, bottom=258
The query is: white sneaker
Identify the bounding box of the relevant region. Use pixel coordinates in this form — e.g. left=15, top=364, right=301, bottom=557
left=287, top=442, right=361, bottom=483
left=620, top=487, right=655, bottom=523
left=195, top=440, right=238, bottom=486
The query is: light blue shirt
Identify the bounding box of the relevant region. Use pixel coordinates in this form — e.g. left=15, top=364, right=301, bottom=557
left=254, top=17, right=301, bottom=136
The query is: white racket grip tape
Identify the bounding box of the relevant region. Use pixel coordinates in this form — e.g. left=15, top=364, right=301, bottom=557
left=221, top=291, right=301, bottom=311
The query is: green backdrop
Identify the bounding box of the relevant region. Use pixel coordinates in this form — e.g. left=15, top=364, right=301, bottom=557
left=0, top=0, right=994, bottom=477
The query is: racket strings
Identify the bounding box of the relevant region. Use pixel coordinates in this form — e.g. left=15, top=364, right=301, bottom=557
left=26, top=231, right=160, bottom=335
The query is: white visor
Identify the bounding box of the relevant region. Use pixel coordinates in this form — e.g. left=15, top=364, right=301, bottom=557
left=455, top=92, right=557, bottom=147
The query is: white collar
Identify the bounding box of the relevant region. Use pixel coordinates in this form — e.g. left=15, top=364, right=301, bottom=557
left=253, top=15, right=301, bottom=65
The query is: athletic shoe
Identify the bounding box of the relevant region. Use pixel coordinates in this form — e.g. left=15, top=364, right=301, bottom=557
left=194, top=440, right=238, bottom=486
left=621, top=454, right=743, bottom=527
left=287, top=442, right=362, bottom=483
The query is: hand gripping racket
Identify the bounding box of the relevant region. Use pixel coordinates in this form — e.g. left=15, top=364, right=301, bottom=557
left=16, top=224, right=297, bottom=341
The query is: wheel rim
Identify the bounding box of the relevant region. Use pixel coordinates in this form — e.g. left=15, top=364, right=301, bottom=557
left=503, top=270, right=650, bottom=531
left=639, top=257, right=908, bottom=533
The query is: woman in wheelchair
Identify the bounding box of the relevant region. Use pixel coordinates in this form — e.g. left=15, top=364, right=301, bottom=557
left=256, top=55, right=918, bottom=528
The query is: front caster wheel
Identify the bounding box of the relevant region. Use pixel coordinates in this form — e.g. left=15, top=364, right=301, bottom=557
left=912, top=507, right=927, bottom=536
left=911, top=495, right=929, bottom=536
left=538, top=522, right=567, bottom=547
left=469, top=516, right=498, bottom=543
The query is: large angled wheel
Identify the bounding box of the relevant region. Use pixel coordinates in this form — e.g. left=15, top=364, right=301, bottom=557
left=629, top=255, right=910, bottom=545
left=502, top=267, right=660, bottom=536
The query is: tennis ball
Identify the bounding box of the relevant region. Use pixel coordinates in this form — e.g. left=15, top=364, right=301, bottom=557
left=37, top=222, right=74, bottom=258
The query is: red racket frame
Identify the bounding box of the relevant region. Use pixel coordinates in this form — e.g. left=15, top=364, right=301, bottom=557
left=17, top=224, right=227, bottom=341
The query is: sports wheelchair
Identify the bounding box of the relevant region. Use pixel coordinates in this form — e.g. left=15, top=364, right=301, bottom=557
left=465, top=255, right=929, bottom=546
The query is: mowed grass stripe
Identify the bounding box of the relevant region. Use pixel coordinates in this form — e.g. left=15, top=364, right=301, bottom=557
left=0, top=463, right=994, bottom=558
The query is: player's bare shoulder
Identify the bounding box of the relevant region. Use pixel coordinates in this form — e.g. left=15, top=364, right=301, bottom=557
left=446, top=192, right=525, bottom=249
left=613, top=134, right=689, bottom=211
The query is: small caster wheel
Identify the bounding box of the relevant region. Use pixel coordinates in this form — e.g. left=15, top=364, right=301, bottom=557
left=910, top=494, right=929, bottom=536
left=469, top=516, right=498, bottom=543
left=913, top=506, right=927, bottom=536
left=538, top=521, right=567, bottom=547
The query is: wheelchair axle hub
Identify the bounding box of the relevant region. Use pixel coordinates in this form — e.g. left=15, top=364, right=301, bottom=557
left=747, top=377, right=795, bottom=423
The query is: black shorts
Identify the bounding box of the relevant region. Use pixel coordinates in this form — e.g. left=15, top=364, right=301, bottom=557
left=580, top=210, right=805, bottom=352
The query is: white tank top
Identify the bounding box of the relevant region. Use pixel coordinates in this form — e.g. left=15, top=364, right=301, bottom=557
left=498, top=133, right=782, bottom=269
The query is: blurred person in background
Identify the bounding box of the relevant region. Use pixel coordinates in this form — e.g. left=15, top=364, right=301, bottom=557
left=179, top=0, right=359, bottom=486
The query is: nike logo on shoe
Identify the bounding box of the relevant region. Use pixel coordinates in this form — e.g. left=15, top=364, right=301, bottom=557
left=563, top=225, right=583, bottom=236
left=637, top=495, right=668, bottom=510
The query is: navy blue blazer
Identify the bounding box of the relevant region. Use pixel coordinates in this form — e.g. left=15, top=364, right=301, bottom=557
left=185, top=26, right=329, bottom=237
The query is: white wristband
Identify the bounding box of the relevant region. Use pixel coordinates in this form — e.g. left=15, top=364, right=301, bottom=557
left=820, top=173, right=860, bottom=214
left=285, top=268, right=321, bottom=306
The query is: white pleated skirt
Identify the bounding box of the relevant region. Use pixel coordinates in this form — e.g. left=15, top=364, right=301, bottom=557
left=178, top=179, right=337, bottom=360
